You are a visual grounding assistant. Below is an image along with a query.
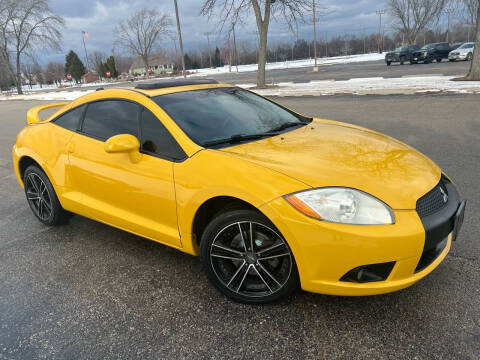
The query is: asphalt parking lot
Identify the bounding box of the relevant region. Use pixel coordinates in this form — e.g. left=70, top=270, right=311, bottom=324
left=0, top=94, right=479, bottom=359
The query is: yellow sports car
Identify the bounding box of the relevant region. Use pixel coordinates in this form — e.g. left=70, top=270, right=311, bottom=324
left=12, top=79, right=466, bottom=304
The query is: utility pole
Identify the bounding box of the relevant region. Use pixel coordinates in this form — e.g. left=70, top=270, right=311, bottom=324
left=444, top=8, right=454, bottom=43
left=312, top=0, right=318, bottom=71
left=205, top=32, right=212, bottom=68
left=173, top=0, right=186, bottom=78
left=376, top=10, right=385, bottom=53
left=232, top=22, right=239, bottom=73
left=325, top=31, right=328, bottom=57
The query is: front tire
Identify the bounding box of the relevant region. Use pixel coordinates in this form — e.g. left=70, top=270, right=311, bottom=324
left=23, top=165, right=71, bottom=226
left=200, top=209, right=299, bottom=304
left=386, top=61, right=391, bottom=66
left=436, top=58, right=442, bottom=63
left=400, top=56, right=406, bottom=65
left=467, top=53, right=473, bottom=61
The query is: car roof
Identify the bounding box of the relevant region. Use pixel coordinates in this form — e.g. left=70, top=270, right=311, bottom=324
left=127, top=79, right=233, bottom=97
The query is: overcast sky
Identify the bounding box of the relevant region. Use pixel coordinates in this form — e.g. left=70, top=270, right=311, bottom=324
left=46, top=0, right=389, bottom=64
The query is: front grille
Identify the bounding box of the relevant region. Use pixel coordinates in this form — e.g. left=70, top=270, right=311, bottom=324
left=416, top=179, right=449, bottom=218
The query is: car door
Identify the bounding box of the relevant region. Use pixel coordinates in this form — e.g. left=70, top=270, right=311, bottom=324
left=67, top=99, right=182, bottom=248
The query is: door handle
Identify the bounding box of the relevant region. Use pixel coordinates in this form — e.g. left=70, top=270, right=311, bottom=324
left=67, top=143, right=75, bottom=153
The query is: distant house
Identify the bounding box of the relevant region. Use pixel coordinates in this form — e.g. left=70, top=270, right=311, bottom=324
left=82, top=71, right=99, bottom=83
left=129, top=54, right=174, bottom=75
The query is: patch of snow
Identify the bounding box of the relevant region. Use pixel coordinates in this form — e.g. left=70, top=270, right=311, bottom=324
left=238, top=76, right=480, bottom=96
left=187, top=52, right=387, bottom=76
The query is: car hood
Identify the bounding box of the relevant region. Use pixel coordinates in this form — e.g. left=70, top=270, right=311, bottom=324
left=219, top=119, right=441, bottom=209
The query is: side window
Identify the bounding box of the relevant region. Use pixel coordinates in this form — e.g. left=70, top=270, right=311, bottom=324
left=140, top=108, right=186, bottom=161
left=54, top=105, right=85, bottom=131
left=82, top=100, right=139, bottom=140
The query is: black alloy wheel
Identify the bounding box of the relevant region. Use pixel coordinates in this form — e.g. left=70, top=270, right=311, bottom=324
left=23, top=165, right=71, bottom=226
left=200, top=209, right=299, bottom=304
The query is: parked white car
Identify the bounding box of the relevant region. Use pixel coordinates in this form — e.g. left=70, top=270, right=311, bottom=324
left=449, top=42, right=475, bottom=61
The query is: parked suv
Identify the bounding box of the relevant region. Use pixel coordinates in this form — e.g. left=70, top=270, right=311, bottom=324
left=411, top=42, right=452, bottom=64
left=449, top=42, right=475, bottom=61
left=385, top=45, right=421, bottom=65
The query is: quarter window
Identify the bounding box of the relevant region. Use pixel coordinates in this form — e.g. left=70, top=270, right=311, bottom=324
left=140, top=108, right=186, bottom=161
left=54, top=105, right=85, bottom=131
left=82, top=100, right=139, bottom=140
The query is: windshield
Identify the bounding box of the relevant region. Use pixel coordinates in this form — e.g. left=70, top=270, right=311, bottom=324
left=395, top=46, right=408, bottom=51
left=459, top=43, right=474, bottom=49
left=153, top=87, right=311, bottom=147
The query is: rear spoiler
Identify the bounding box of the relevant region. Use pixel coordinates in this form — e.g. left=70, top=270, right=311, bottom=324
left=26, top=102, right=68, bottom=124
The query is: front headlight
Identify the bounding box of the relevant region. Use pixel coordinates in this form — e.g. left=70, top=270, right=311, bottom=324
left=285, top=188, right=394, bottom=225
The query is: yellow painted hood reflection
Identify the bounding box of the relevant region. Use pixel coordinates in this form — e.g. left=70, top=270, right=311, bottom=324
left=220, top=118, right=441, bottom=209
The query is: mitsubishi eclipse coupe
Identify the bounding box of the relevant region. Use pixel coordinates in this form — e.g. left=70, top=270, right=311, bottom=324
left=12, top=79, right=466, bottom=304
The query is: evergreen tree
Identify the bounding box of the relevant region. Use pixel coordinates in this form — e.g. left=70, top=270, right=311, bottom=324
left=65, top=50, right=86, bottom=82
left=213, top=47, right=223, bottom=68
left=184, top=53, right=192, bottom=70
left=105, top=56, right=118, bottom=78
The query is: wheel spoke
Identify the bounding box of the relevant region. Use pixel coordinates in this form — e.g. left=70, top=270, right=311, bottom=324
left=211, top=253, right=243, bottom=260
left=28, top=174, right=40, bottom=193
left=256, top=262, right=281, bottom=287
left=258, top=253, right=290, bottom=261
left=43, top=198, right=52, bottom=212
left=212, top=243, right=244, bottom=256
left=26, top=191, right=40, bottom=201
left=226, top=260, right=246, bottom=287
left=237, top=223, right=247, bottom=252
left=249, top=222, right=254, bottom=252
left=252, top=265, right=273, bottom=293
left=236, top=264, right=252, bottom=292
left=256, top=241, right=286, bottom=255
left=38, top=199, right=44, bottom=218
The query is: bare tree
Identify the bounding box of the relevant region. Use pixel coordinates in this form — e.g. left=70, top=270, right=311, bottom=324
left=115, top=8, right=171, bottom=73
left=201, top=0, right=311, bottom=87
left=44, top=61, right=63, bottom=85
left=89, top=50, right=106, bottom=75
left=0, top=0, right=64, bottom=94
left=463, top=0, right=479, bottom=24
left=388, top=0, right=448, bottom=44
left=465, top=0, right=480, bottom=79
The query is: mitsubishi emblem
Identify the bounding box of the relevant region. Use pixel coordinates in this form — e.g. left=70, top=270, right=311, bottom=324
left=439, top=187, right=448, bottom=203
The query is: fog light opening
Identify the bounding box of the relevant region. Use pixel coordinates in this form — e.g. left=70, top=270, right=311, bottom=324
left=340, top=261, right=396, bottom=283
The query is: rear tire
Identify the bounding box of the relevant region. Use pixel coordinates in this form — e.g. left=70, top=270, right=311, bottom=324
left=410, top=60, right=417, bottom=65
left=386, top=61, right=391, bottom=66
left=23, top=165, right=71, bottom=226
left=436, top=58, right=442, bottom=63
left=200, top=209, right=299, bottom=304
left=449, top=59, right=455, bottom=62
left=400, top=56, right=406, bottom=65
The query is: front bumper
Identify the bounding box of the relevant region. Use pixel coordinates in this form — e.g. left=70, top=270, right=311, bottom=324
left=449, top=53, right=467, bottom=60
left=260, top=184, right=463, bottom=296
left=385, top=54, right=400, bottom=62
left=412, top=53, right=428, bottom=61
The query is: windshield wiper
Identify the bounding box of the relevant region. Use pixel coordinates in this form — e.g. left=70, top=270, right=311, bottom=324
left=268, top=121, right=304, bottom=133
left=202, top=133, right=269, bottom=147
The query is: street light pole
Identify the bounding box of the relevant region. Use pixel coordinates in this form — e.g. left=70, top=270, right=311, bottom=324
left=376, top=10, right=385, bottom=53
left=232, top=22, right=239, bottom=73
left=312, top=0, right=318, bottom=71
left=173, top=0, right=186, bottom=78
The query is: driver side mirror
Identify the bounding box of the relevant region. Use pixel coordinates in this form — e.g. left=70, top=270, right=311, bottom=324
left=104, top=134, right=142, bottom=163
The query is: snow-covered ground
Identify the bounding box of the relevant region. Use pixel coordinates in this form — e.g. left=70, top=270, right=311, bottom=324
left=238, top=76, right=480, bottom=96
left=2, top=75, right=480, bottom=101
left=188, top=52, right=386, bottom=76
